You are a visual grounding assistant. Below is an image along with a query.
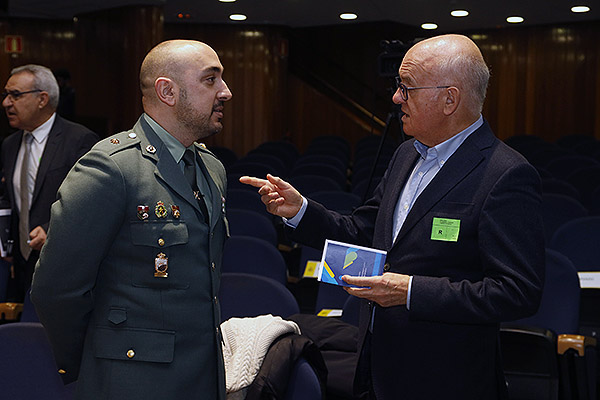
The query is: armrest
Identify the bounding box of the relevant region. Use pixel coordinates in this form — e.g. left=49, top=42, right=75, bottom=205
left=0, top=302, right=24, bottom=321
left=557, top=334, right=597, bottom=357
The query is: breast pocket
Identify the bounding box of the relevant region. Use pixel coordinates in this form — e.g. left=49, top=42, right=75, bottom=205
left=129, top=221, right=190, bottom=289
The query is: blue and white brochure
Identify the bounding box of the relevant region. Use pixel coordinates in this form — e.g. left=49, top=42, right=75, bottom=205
left=317, top=239, right=387, bottom=287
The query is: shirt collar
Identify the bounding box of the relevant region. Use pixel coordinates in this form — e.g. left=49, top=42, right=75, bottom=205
left=28, top=113, right=56, bottom=144
left=143, top=113, right=194, bottom=163
left=413, top=114, right=483, bottom=167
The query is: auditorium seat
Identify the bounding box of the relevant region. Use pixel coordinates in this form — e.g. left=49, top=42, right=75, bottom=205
left=289, top=175, right=343, bottom=195
left=0, top=322, right=75, bottom=400
left=501, top=249, right=597, bottom=400
left=226, top=209, right=278, bottom=247
left=208, top=145, right=238, bottom=170
left=219, top=272, right=299, bottom=322
left=309, top=191, right=361, bottom=214
left=222, top=236, right=287, bottom=285
left=541, top=193, right=588, bottom=242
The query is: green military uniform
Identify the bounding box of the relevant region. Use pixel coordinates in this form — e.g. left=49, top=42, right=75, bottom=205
left=31, top=115, right=228, bottom=399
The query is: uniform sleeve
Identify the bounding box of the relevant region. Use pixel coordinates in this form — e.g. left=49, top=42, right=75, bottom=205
left=30, top=148, right=126, bottom=383
left=410, top=162, right=545, bottom=324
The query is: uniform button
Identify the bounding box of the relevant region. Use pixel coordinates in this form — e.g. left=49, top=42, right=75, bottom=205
left=383, top=263, right=391, bottom=272
left=58, top=369, right=66, bottom=375
left=211, top=232, right=214, bottom=238
left=214, top=296, right=218, bottom=304
left=211, top=262, right=215, bottom=271
left=158, top=238, right=165, bottom=246
left=127, top=349, right=135, bottom=359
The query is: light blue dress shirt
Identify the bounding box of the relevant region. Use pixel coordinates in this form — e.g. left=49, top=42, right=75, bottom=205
left=287, top=115, right=484, bottom=311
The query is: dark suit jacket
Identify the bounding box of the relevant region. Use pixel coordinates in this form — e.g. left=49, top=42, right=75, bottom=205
left=290, top=121, right=545, bottom=400
left=0, top=115, right=98, bottom=266
left=31, top=116, right=228, bottom=400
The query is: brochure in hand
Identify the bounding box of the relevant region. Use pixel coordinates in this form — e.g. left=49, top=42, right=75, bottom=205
left=317, top=239, right=387, bottom=287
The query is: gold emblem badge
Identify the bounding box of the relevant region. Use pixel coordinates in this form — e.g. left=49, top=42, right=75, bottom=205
left=110, top=138, right=120, bottom=144
left=154, top=253, right=168, bottom=278
left=171, top=205, right=181, bottom=219
left=146, top=145, right=156, bottom=154
left=155, top=201, right=167, bottom=218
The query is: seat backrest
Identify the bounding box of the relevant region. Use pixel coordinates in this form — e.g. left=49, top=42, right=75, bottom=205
left=289, top=175, right=343, bottom=195
left=0, top=322, right=72, bottom=400
left=226, top=209, right=278, bottom=247
left=541, top=193, right=588, bottom=242
left=309, top=191, right=361, bottom=214
left=291, top=163, right=347, bottom=188
left=549, top=216, right=600, bottom=271
left=20, top=289, right=40, bottom=323
left=219, top=273, right=299, bottom=322
left=222, top=236, right=287, bottom=285
left=283, top=358, right=322, bottom=400
left=314, top=283, right=349, bottom=314
left=226, top=189, right=270, bottom=217
left=510, top=249, right=580, bottom=334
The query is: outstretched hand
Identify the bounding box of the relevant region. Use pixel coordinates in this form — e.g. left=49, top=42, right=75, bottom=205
left=342, top=272, right=410, bottom=307
left=239, top=174, right=304, bottom=219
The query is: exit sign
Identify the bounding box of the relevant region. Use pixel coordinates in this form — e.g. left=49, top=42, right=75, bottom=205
left=5, top=36, right=23, bottom=53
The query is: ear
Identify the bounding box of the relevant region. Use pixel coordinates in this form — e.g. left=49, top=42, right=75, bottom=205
left=38, top=92, right=49, bottom=109
left=443, top=87, right=460, bottom=116
left=154, top=77, right=177, bottom=107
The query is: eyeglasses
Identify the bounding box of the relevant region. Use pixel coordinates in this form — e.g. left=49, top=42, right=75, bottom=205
left=1, top=89, right=43, bottom=101
left=394, top=76, right=450, bottom=101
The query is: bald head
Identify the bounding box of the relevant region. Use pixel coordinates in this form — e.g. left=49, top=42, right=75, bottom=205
left=407, top=34, right=489, bottom=113
left=140, top=40, right=217, bottom=101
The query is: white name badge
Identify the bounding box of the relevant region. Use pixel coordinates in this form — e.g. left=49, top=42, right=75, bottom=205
left=578, top=272, right=600, bottom=289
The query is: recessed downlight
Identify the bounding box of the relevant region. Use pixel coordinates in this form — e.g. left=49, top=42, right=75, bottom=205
left=451, top=10, right=469, bottom=17
left=340, top=13, right=358, bottom=20
left=506, top=16, right=524, bottom=23
left=229, top=14, right=247, bottom=21
left=219, top=0, right=236, bottom=2
left=571, top=5, right=590, bottom=13
left=421, top=23, right=438, bottom=30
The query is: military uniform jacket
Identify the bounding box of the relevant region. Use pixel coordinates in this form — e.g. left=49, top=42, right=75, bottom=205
left=289, top=121, right=545, bottom=400
left=31, top=116, right=228, bottom=400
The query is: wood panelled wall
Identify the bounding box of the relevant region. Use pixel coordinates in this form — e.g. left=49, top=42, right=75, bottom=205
left=0, top=8, right=599, bottom=156
left=0, top=6, right=162, bottom=139
left=163, top=24, right=289, bottom=158
left=477, top=22, right=600, bottom=141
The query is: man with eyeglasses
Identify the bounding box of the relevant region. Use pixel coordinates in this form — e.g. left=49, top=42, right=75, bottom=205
left=0, top=64, right=98, bottom=301
left=242, top=34, right=544, bottom=399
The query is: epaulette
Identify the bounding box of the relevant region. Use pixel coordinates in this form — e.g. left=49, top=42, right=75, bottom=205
left=196, top=142, right=217, bottom=159
left=93, top=130, right=142, bottom=155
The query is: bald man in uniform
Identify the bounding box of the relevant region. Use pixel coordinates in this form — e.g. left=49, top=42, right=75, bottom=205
left=242, top=34, right=544, bottom=399
left=31, top=40, right=232, bottom=399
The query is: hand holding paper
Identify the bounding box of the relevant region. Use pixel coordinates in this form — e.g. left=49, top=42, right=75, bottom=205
left=342, top=273, right=410, bottom=307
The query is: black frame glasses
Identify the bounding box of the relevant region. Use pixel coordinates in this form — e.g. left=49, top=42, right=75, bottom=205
left=395, top=76, right=450, bottom=101
left=1, top=89, right=43, bottom=101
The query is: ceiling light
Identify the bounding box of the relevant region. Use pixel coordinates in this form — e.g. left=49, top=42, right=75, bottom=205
left=229, top=14, right=247, bottom=21
left=506, top=16, right=524, bottom=23
left=421, top=23, right=438, bottom=30
left=219, top=0, right=236, bottom=2
left=340, top=13, right=358, bottom=20
left=451, top=10, right=469, bottom=17
left=571, top=5, right=590, bottom=13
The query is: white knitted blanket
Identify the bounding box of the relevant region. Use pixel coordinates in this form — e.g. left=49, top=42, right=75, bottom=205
left=221, top=314, right=301, bottom=400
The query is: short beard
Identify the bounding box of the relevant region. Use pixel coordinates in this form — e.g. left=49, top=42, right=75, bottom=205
left=176, top=88, right=221, bottom=141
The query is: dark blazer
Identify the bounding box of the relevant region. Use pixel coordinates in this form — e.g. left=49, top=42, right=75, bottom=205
left=31, top=116, right=228, bottom=400
left=0, top=115, right=98, bottom=262
left=290, top=121, right=545, bottom=400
